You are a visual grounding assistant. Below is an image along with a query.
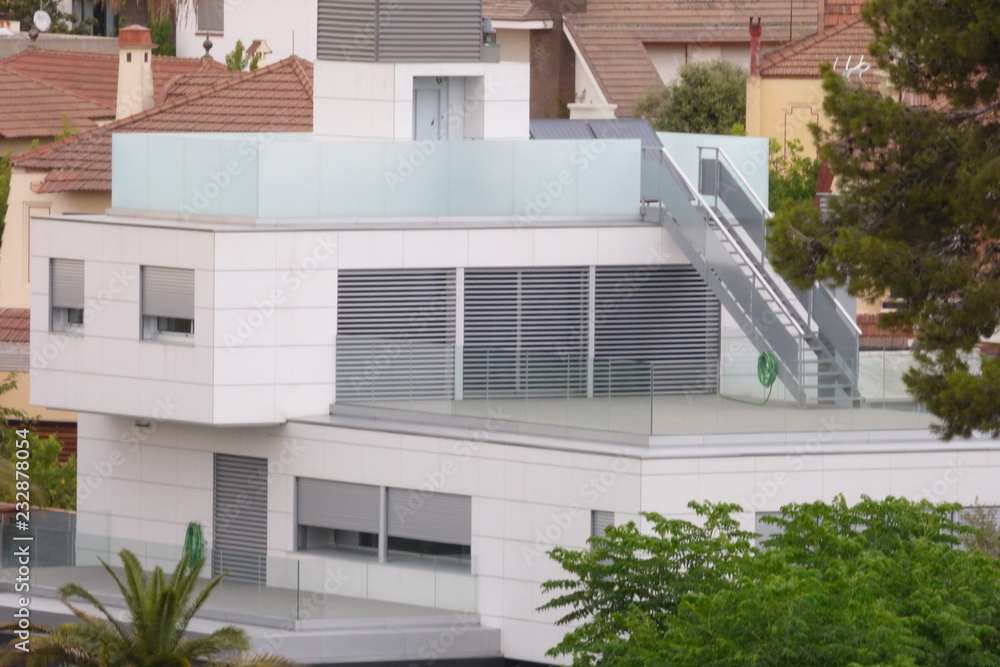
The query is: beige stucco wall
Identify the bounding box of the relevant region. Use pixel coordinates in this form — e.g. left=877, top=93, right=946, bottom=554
left=746, top=76, right=828, bottom=158
left=0, top=137, right=56, bottom=158
left=1, top=170, right=110, bottom=309
left=496, top=28, right=531, bottom=63
left=5, top=371, right=76, bottom=421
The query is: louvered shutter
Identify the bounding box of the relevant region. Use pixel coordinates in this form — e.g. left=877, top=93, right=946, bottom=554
left=213, top=454, right=267, bottom=584
left=591, top=510, right=614, bottom=537
left=755, top=511, right=783, bottom=548
left=142, top=267, right=194, bottom=319
left=464, top=268, right=589, bottom=398
left=50, top=259, right=84, bottom=309
left=317, top=0, right=377, bottom=61
left=296, top=478, right=380, bottom=533
left=336, top=269, right=456, bottom=401
left=386, top=488, right=471, bottom=546
left=594, top=265, right=720, bottom=395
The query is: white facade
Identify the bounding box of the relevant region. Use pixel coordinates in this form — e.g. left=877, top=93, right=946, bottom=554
left=175, top=0, right=318, bottom=63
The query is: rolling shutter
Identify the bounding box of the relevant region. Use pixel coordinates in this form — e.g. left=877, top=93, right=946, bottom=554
left=376, top=0, right=482, bottom=62
left=336, top=269, right=456, bottom=401
left=50, top=259, right=84, bottom=309
left=142, top=267, right=194, bottom=319
left=317, top=0, right=377, bottom=61
left=386, top=488, right=471, bottom=546
left=212, top=454, right=267, bottom=584
left=464, top=268, right=589, bottom=398
left=591, top=510, right=614, bottom=537
left=594, top=265, right=719, bottom=395
left=296, top=478, right=380, bottom=533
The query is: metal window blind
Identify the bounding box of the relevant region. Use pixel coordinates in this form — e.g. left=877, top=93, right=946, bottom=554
left=376, top=0, right=483, bottom=62
left=317, top=0, right=377, bottom=61
left=296, top=478, right=381, bottom=533
left=213, top=454, right=267, bottom=584
left=337, top=269, right=456, bottom=401
left=591, top=510, right=614, bottom=537
left=142, top=267, right=194, bottom=319
left=594, top=266, right=720, bottom=395
left=386, top=488, right=471, bottom=546
left=464, top=268, right=589, bottom=398
left=50, top=259, right=84, bottom=309
left=755, top=511, right=784, bottom=548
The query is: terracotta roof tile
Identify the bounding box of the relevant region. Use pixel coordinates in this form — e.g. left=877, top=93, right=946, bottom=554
left=760, top=15, right=875, bottom=78
left=483, top=0, right=554, bottom=22
left=0, top=69, right=111, bottom=138
left=0, top=48, right=226, bottom=111
left=0, top=308, right=29, bottom=344
left=565, top=0, right=819, bottom=117
left=14, top=57, right=314, bottom=194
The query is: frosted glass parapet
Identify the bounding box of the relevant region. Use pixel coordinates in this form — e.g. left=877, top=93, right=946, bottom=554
left=111, top=134, right=641, bottom=221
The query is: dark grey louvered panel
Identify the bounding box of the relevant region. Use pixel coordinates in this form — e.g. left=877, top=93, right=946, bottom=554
left=213, top=454, right=268, bottom=584
left=464, top=268, right=589, bottom=398
left=197, top=0, right=223, bottom=32
left=142, top=267, right=194, bottom=319
left=376, top=0, right=483, bottom=62
left=317, top=0, right=377, bottom=62
left=337, top=269, right=456, bottom=401
left=387, top=488, right=471, bottom=546
left=297, top=478, right=381, bottom=533
left=755, top=511, right=783, bottom=548
left=50, top=259, right=84, bottom=309
left=591, top=510, right=614, bottom=537
left=594, top=265, right=720, bottom=395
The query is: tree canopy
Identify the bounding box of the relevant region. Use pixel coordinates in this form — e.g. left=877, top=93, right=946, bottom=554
left=635, top=61, right=748, bottom=135
left=766, top=0, right=1000, bottom=439
left=541, top=496, right=1000, bottom=667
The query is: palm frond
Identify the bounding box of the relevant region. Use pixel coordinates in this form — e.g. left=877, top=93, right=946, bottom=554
left=205, top=652, right=300, bottom=667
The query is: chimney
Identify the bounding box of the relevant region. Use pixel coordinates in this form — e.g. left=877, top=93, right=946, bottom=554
left=116, top=24, right=155, bottom=120
left=749, top=17, right=763, bottom=76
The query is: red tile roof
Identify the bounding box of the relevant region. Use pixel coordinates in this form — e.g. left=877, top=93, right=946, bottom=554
left=565, top=0, right=819, bottom=117
left=0, top=68, right=112, bottom=138
left=0, top=48, right=226, bottom=112
left=483, top=0, right=553, bottom=22
left=14, top=57, right=314, bottom=194
left=759, top=15, right=876, bottom=79
left=0, top=308, right=29, bottom=344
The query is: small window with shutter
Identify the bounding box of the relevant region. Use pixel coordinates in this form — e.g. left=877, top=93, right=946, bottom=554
left=50, top=259, right=84, bottom=333
left=141, top=266, right=194, bottom=340
left=591, top=510, right=614, bottom=539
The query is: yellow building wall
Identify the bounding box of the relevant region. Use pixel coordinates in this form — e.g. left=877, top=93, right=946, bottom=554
left=0, top=137, right=56, bottom=158
left=746, top=76, right=828, bottom=158
left=1, top=170, right=111, bottom=309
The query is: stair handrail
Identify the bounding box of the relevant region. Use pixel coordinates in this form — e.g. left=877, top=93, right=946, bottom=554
left=709, top=146, right=862, bottom=337
left=651, top=147, right=808, bottom=339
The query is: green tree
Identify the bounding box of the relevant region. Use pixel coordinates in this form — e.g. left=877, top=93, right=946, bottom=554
left=1, top=549, right=296, bottom=666
left=225, top=40, right=261, bottom=72
left=961, top=502, right=1000, bottom=559
left=769, top=138, right=821, bottom=214
left=541, top=496, right=1000, bottom=666
left=634, top=61, right=747, bottom=135
left=0, top=151, right=10, bottom=248
left=0, top=374, right=76, bottom=510
left=765, top=0, right=1000, bottom=439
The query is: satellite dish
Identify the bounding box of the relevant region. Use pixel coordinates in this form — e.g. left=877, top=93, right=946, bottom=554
left=33, top=10, right=51, bottom=32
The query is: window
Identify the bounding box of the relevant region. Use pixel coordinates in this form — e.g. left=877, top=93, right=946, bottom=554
left=591, top=510, right=614, bottom=538
left=142, top=266, right=194, bottom=340
left=197, top=0, right=223, bottom=32
left=296, top=478, right=471, bottom=565
left=50, top=259, right=84, bottom=333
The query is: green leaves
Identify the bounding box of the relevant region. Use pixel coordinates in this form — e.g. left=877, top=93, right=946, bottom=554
left=635, top=61, right=748, bottom=135
left=541, top=496, right=1000, bottom=667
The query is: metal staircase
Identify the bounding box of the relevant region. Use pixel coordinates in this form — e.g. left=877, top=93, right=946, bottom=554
left=641, top=145, right=860, bottom=406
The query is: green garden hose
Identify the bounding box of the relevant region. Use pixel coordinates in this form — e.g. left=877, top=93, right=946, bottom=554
left=720, top=350, right=778, bottom=406
left=183, top=522, right=204, bottom=568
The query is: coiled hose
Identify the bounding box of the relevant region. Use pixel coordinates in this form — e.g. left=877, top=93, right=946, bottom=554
left=721, top=350, right=778, bottom=406
left=183, top=521, right=204, bottom=569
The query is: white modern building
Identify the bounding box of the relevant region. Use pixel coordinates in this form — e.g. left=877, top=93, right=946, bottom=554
left=19, top=1, right=1000, bottom=665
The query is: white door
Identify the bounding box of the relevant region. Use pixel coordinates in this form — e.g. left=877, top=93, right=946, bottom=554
left=413, top=77, right=447, bottom=140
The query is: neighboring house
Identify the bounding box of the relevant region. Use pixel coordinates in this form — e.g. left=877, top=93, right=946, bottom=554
left=17, top=0, right=1000, bottom=663
left=746, top=0, right=871, bottom=157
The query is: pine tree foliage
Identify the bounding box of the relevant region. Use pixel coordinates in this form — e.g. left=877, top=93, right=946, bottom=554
left=765, top=0, right=1000, bottom=439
